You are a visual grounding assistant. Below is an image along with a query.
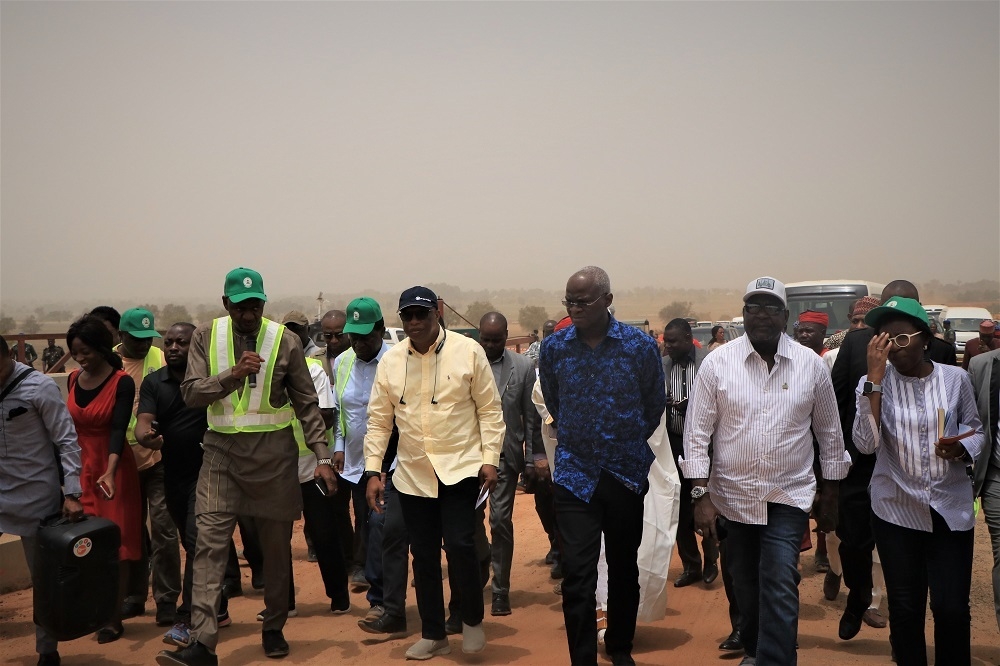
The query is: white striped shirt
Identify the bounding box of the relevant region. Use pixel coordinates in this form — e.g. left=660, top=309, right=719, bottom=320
left=854, top=362, right=984, bottom=532
left=680, top=334, right=849, bottom=525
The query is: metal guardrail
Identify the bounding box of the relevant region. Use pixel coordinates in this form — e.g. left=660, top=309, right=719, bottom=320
left=6, top=332, right=73, bottom=373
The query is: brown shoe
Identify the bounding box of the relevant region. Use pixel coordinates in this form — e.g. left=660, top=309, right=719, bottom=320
left=862, top=608, right=887, bottom=628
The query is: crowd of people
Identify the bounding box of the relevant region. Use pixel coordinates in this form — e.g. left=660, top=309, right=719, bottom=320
left=0, top=266, right=998, bottom=666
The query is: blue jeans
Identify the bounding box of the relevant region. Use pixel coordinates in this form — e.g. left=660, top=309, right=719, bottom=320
left=725, top=502, right=809, bottom=665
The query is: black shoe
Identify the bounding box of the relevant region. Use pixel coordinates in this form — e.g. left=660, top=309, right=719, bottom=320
left=703, top=562, right=719, bottom=585
left=120, top=601, right=145, bottom=619
left=445, top=613, right=463, bottom=635
left=491, top=593, right=511, bottom=616
left=156, top=641, right=219, bottom=666
left=673, top=569, right=702, bottom=588
left=262, top=629, right=289, bottom=658
left=719, top=629, right=743, bottom=651
left=156, top=603, right=177, bottom=627
left=823, top=572, right=842, bottom=601
left=609, top=652, right=636, bottom=666
left=222, top=582, right=244, bottom=599
left=37, top=652, right=60, bottom=666
left=251, top=573, right=265, bottom=591
left=358, top=613, right=408, bottom=638
left=544, top=548, right=557, bottom=565
left=550, top=560, right=564, bottom=580
left=838, top=609, right=863, bottom=641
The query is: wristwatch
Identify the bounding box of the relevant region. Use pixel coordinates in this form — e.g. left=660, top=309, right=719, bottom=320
left=362, top=470, right=381, bottom=482
left=862, top=381, right=882, bottom=396
left=690, top=486, right=709, bottom=501
left=316, top=458, right=333, bottom=467
left=64, top=493, right=81, bottom=501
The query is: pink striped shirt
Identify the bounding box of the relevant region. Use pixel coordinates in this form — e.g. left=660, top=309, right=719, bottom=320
left=680, top=334, right=850, bottom=525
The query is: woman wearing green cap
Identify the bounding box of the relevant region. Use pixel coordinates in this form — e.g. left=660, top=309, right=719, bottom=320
left=852, top=296, right=983, bottom=665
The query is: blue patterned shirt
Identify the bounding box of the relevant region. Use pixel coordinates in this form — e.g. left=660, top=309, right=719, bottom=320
left=539, top=318, right=667, bottom=501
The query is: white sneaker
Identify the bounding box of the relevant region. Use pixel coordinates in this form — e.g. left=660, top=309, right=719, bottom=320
left=405, top=638, right=451, bottom=660
left=462, top=622, right=486, bottom=654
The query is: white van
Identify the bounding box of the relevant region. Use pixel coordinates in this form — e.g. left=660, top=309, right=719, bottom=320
left=941, top=306, right=994, bottom=352
left=383, top=327, right=407, bottom=346
left=784, top=280, right=885, bottom=334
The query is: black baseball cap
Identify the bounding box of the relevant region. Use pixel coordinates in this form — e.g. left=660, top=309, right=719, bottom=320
left=398, top=286, right=438, bottom=312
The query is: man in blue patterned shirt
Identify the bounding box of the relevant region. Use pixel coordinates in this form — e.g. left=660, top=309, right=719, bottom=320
left=538, top=266, right=666, bottom=666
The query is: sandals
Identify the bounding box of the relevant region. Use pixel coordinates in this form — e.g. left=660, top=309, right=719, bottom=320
left=96, top=624, right=124, bottom=644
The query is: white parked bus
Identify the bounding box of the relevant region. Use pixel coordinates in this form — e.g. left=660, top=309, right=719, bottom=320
left=784, top=280, right=885, bottom=335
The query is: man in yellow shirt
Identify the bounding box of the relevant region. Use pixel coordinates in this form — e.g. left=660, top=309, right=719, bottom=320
left=364, top=286, right=504, bottom=661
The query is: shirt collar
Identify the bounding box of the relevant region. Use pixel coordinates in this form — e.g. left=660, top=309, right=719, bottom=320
left=564, top=316, right=622, bottom=341
left=490, top=350, right=506, bottom=365
left=670, top=346, right=697, bottom=366
left=407, top=326, right=446, bottom=355
left=303, top=339, right=319, bottom=357
left=739, top=332, right=796, bottom=361
left=358, top=342, right=390, bottom=365
left=1, top=361, right=30, bottom=389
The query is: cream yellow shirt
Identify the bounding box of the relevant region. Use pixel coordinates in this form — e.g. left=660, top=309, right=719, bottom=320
left=364, top=327, right=504, bottom=498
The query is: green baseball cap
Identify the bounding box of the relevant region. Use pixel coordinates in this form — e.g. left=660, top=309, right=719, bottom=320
left=864, top=296, right=930, bottom=330
left=224, top=267, right=267, bottom=303
left=343, top=297, right=383, bottom=335
left=119, top=307, right=161, bottom=339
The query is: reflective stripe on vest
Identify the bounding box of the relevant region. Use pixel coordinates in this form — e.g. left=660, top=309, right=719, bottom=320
left=127, top=346, right=165, bottom=445
left=334, top=348, right=357, bottom=439
left=206, top=317, right=294, bottom=433
left=292, top=357, right=335, bottom=456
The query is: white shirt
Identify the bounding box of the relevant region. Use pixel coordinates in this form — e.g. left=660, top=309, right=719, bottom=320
left=334, top=343, right=389, bottom=485
left=680, top=334, right=850, bottom=525
left=297, top=358, right=335, bottom=483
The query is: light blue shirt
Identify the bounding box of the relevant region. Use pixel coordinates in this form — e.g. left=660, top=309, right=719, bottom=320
left=334, top=343, right=389, bottom=484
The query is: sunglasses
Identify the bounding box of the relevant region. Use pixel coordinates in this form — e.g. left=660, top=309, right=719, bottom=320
left=398, top=309, right=433, bottom=322
left=561, top=293, right=607, bottom=310
left=743, top=303, right=784, bottom=316
left=322, top=331, right=344, bottom=340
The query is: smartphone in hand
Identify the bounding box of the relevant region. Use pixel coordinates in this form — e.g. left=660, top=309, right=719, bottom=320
left=98, top=481, right=112, bottom=500
left=314, top=478, right=329, bottom=497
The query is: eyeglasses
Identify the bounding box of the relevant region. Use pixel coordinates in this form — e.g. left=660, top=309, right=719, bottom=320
left=887, top=331, right=922, bottom=348
left=322, top=331, right=344, bottom=340
left=398, top=309, right=432, bottom=322
left=561, top=293, right=607, bottom=310
left=743, top=303, right=784, bottom=316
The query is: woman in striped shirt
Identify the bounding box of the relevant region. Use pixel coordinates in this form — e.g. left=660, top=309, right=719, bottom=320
left=853, top=297, right=983, bottom=666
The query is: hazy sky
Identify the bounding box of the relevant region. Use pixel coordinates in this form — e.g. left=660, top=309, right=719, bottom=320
left=2, top=1, right=998, bottom=305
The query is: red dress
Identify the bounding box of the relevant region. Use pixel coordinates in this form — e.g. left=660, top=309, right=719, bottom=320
left=67, top=370, right=142, bottom=561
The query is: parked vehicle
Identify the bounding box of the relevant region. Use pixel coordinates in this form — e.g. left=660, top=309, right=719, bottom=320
left=784, top=280, right=885, bottom=335
left=383, top=327, right=406, bottom=346
left=941, top=306, right=994, bottom=361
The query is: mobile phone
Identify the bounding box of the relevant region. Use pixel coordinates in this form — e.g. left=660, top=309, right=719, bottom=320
left=314, top=478, right=329, bottom=497
left=150, top=420, right=160, bottom=434
left=98, top=481, right=112, bottom=500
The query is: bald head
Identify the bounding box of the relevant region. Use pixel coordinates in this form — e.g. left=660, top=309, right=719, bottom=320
left=479, top=312, right=508, bottom=331
left=322, top=309, right=346, bottom=326
left=321, top=309, right=350, bottom=358
left=882, top=280, right=919, bottom=302
left=478, top=311, right=508, bottom=362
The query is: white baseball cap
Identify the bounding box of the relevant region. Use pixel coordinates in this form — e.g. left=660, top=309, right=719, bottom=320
left=743, top=276, right=786, bottom=306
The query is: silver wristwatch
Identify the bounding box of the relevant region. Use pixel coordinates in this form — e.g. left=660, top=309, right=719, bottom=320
left=690, top=486, right=709, bottom=501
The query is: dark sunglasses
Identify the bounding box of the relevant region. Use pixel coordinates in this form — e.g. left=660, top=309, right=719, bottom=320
left=398, top=309, right=433, bottom=322
left=744, top=303, right=784, bottom=316
left=322, top=331, right=345, bottom=340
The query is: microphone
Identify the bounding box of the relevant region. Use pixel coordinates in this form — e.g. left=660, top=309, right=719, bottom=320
left=246, top=335, right=257, bottom=388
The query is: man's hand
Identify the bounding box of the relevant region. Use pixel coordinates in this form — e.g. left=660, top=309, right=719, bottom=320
left=533, top=459, right=552, bottom=486
left=315, top=462, right=337, bottom=496
left=62, top=497, right=84, bottom=522
left=231, top=351, right=263, bottom=381
left=479, top=464, right=499, bottom=495
left=332, top=451, right=345, bottom=474
left=137, top=429, right=164, bottom=450
left=366, top=474, right=386, bottom=514
left=693, top=494, right=720, bottom=541
left=816, top=481, right=839, bottom=533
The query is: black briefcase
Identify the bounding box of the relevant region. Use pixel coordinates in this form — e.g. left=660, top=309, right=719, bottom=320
left=32, top=515, right=120, bottom=641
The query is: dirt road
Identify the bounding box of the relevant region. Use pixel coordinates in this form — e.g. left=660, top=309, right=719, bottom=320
left=2, top=489, right=998, bottom=665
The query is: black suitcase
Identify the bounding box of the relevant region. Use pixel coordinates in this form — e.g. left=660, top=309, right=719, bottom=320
left=32, top=515, right=120, bottom=641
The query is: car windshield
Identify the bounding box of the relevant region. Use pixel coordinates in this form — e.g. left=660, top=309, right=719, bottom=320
left=949, top=318, right=988, bottom=332
left=785, top=296, right=855, bottom=334
left=692, top=327, right=715, bottom=345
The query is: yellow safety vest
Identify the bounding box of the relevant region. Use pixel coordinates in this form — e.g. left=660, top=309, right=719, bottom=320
left=126, top=346, right=165, bottom=445
left=292, top=356, right=335, bottom=456
left=333, top=348, right=357, bottom=439
left=206, top=317, right=295, bottom=433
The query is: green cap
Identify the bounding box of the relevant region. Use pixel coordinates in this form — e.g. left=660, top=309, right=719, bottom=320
left=343, top=297, right=383, bottom=335
left=224, top=267, right=267, bottom=303
left=119, top=307, right=161, bottom=339
left=864, top=296, right=930, bottom=330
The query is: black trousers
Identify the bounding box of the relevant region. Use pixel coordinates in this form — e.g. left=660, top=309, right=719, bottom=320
left=719, top=536, right=741, bottom=634
left=364, top=475, right=410, bottom=618
left=554, top=471, right=646, bottom=665
left=300, top=479, right=350, bottom=607
left=534, top=478, right=561, bottom=557
left=330, top=473, right=357, bottom=569
left=163, top=477, right=238, bottom=622
left=398, top=476, right=482, bottom=640
left=837, top=458, right=876, bottom=615
left=668, top=431, right=719, bottom=572
left=873, top=510, right=974, bottom=666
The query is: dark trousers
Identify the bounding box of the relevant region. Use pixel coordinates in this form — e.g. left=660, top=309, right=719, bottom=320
left=398, top=476, right=482, bottom=640
left=719, top=535, right=741, bottom=633
left=554, top=471, right=646, bottom=665
left=837, top=459, right=876, bottom=615
left=726, top=503, right=809, bottom=665
left=365, top=475, right=410, bottom=617
left=300, top=479, right=350, bottom=607
left=447, top=506, right=490, bottom=617
left=330, top=473, right=356, bottom=568
left=127, top=461, right=182, bottom=607
left=668, top=431, right=719, bottom=572
left=534, top=479, right=560, bottom=557
left=163, top=477, right=237, bottom=623
left=873, top=510, right=974, bottom=666
left=331, top=476, right=369, bottom=570
left=239, top=516, right=295, bottom=608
